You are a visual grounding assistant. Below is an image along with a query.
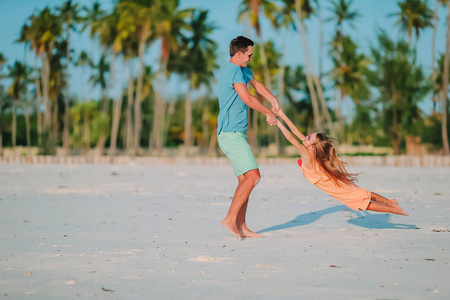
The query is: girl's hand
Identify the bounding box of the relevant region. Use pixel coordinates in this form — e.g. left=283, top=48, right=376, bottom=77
left=272, top=107, right=283, bottom=116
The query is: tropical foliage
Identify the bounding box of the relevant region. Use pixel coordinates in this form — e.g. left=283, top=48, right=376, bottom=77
left=0, top=0, right=449, bottom=157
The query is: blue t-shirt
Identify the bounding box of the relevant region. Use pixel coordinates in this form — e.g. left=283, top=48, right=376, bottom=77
left=217, top=62, right=253, bottom=134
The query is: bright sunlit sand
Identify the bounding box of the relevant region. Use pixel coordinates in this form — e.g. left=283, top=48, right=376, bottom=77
left=1, top=162, right=449, bottom=299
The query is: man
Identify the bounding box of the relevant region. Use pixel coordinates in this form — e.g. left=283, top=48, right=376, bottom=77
left=217, top=36, right=280, bottom=240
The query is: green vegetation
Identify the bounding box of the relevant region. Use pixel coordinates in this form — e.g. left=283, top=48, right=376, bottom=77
left=0, top=0, right=449, bottom=157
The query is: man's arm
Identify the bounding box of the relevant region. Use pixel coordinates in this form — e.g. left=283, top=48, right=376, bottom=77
left=234, top=83, right=277, bottom=125
left=248, top=77, right=280, bottom=113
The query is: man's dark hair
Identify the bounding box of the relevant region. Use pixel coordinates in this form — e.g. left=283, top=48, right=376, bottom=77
left=229, top=36, right=254, bottom=57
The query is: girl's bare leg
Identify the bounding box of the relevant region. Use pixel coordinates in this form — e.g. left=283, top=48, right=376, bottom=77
left=371, top=192, right=398, bottom=207
left=366, top=202, right=408, bottom=216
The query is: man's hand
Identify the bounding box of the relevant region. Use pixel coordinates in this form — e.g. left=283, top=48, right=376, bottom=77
left=266, top=111, right=277, bottom=126
left=271, top=102, right=281, bottom=114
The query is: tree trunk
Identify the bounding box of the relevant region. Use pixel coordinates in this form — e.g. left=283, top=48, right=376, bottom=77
left=134, top=40, right=145, bottom=156
left=41, top=53, right=51, bottom=133
left=125, top=64, right=134, bottom=153
left=295, top=0, right=335, bottom=136
left=25, top=111, right=31, bottom=158
left=208, top=127, right=217, bottom=156
left=442, top=2, right=450, bottom=155
left=201, top=99, right=209, bottom=154
left=109, top=82, right=124, bottom=159
left=306, top=74, right=322, bottom=131
left=63, top=29, right=71, bottom=156
left=150, top=53, right=168, bottom=154
left=12, top=100, right=16, bottom=157
left=257, top=38, right=271, bottom=89
left=52, top=99, right=58, bottom=148
left=276, top=36, right=286, bottom=155
left=83, top=110, right=90, bottom=153
left=335, top=88, right=344, bottom=141
left=0, top=68, right=3, bottom=157
left=184, top=86, right=192, bottom=157
left=150, top=90, right=163, bottom=152
left=97, top=51, right=115, bottom=156
left=251, top=96, right=262, bottom=152
left=314, top=75, right=334, bottom=134
left=294, top=0, right=322, bottom=132
left=162, top=100, right=174, bottom=151
left=0, top=105, right=3, bottom=157
left=318, top=3, right=323, bottom=80
left=34, top=57, right=42, bottom=147
left=432, top=0, right=439, bottom=113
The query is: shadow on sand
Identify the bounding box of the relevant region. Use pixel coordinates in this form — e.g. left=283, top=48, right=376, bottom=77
left=348, top=211, right=418, bottom=229
left=257, top=205, right=418, bottom=234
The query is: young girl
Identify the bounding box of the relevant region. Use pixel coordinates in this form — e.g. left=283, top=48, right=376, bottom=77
left=275, top=110, right=408, bottom=216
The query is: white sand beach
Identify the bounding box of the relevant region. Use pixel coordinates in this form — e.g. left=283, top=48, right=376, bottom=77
left=1, top=162, right=449, bottom=299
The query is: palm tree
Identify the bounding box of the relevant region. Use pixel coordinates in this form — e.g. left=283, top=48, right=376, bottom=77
left=370, top=30, right=429, bottom=154
left=432, top=0, right=439, bottom=111
left=442, top=0, right=450, bottom=155
left=327, top=0, right=361, bottom=141
left=390, top=0, right=434, bottom=45
left=117, top=0, right=157, bottom=156
left=283, top=65, right=315, bottom=133
left=93, top=9, right=123, bottom=155
left=7, top=61, right=32, bottom=156
left=327, top=0, right=360, bottom=33
left=329, top=35, right=370, bottom=141
left=89, top=54, right=109, bottom=151
left=80, top=1, right=106, bottom=102
left=249, top=41, right=280, bottom=150
left=24, top=7, right=62, bottom=152
left=149, top=0, right=192, bottom=154
left=280, top=0, right=334, bottom=135
left=0, top=53, right=6, bottom=89
left=238, top=0, right=280, bottom=90
left=81, top=1, right=106, bottom=38
left=74, top=51, right=92, bottom=101
left=58, top=0, right=82, bottom=156
left=168, top=10, right=218, bottom=156
left=17, top=24, right=43, bottom=146
left=120, top=37, right=138, bottom=153
left=71, top=100, right=97, bottom=154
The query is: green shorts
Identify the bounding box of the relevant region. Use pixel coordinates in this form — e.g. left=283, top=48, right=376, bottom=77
left=218, top=131, right=258, bottom=176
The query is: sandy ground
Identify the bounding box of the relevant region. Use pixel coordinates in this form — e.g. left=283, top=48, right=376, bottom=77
left=1, top=162, right=449, bottom=300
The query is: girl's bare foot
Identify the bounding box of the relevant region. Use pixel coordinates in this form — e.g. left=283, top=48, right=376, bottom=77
left=388, top=199, right=399, bottom=208
left=393, top=205, right=409, bottom=216
left=221, top=219, right=242, bottom=240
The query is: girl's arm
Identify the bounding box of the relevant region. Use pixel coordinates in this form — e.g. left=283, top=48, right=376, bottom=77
left=276, top=121, right=311, bottom=167
left=277, top=110, right=307, bottom=143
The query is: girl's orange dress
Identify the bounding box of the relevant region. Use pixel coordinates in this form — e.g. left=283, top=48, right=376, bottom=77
left=298, top=159, right=371, bottom=211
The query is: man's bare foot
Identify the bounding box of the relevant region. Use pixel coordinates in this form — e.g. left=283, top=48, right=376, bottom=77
left=238, top=225, right=263, bottom=238
left=393, top=205, right=409, bottom=216
left=242, top=229, right=263, bottom=238
left=221, top=219, right=242, bottom=240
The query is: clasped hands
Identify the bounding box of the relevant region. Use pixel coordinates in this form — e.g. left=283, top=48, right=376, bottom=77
left=266, top=102, right=280, bottom=126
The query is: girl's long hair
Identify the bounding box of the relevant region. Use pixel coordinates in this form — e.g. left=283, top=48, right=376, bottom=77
left=313, top=132, right=358, bottom=186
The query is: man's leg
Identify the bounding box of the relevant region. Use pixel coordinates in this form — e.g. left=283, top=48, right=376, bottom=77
left=221, top=169, right=261, bottom=239
left=236, top=172, right=263, bottom=238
